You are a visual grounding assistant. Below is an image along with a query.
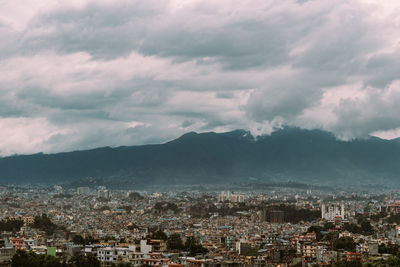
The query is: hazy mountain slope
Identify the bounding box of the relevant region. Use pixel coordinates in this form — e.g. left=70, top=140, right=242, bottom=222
left=1, top=127, right=400, bottom=186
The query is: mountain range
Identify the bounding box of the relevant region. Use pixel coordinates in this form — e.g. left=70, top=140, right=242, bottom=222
left=1, top=127, right=400, bottom=187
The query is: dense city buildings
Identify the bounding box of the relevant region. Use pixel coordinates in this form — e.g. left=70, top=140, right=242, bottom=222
left=1, top=184, right=400, bottom=266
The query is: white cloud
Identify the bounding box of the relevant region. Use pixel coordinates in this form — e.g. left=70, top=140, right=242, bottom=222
left=0, top=117, right=66, bottom=155
left=0, top=0, right=400, bottom=155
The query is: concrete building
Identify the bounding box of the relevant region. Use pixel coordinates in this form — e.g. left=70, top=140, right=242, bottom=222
left=98, top=189, right=110, bottom=199
left=218, top=191, right=245, bottom=203
left=0, top=248, right=15, bottom=267
left=321, top=203, right=345, bottom=221
left=77, top=187, right=90, bottom=195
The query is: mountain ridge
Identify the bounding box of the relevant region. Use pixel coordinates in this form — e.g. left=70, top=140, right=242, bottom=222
left=1, top=127, right=400, bottom=187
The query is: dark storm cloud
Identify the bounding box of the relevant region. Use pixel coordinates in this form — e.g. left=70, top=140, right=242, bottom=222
left=20, top=1, right=160, bottom=59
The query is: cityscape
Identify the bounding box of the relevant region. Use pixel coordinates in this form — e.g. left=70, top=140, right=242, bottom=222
left=1, top=185, right=400, bottom=266
left=2, top=0, right=400, bottom=266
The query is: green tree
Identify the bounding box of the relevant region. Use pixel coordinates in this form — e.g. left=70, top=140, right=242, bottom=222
left=12, top=250, right=38, bottom=267
left=70, top=254, right=100, bottom=267
left=360, top=220, right=374, bottom=235
left=324, top=222, right=335, bottom=230
left=149, top=230, right=167, bottom=241
left=307, top=225, right=323, bottom=240
left=386, top=255, right=400, bottom=267
left=379, top=243, right=400, bottom=255
left=185, top=236, right=208, bottom=256
left=333, top=237, right=356, bottom=252
left=167, top=233, right=184, bottom=251
left=71, top=234, right=96, bottom=245
left=344, top=223, right=363, bottom=234
left=72, top=235, right=85, bottom=245
left=110, top=263, right=132, bottom=267
left=332, top=261, right=362, bottom=267
left=31, top=214, right=58, bottom=235
left=12, top=250, right=66, bottom=267
left=0, top=219, right=24, bottom=232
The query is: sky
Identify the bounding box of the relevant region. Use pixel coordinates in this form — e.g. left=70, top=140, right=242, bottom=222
left=1, top=0, right=400, bottom=156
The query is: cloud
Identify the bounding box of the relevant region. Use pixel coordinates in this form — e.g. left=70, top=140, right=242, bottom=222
left=0, top=117, right=65, bottom=156
left=329, top=81, right=400, bottom=139
left=0, top=0, right=400, bottom=155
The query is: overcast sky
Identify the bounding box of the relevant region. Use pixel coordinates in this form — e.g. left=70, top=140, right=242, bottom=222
left=1, top=0, right=400, bottom=156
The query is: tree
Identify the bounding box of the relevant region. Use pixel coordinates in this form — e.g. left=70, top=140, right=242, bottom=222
left=154, top=202, right=179, bottom=214
left=110, top=263, right=132, bottom=267
left=307, top=226, right=323, bottom=240
left=149, top=230, right=167, bottom=241
left=379, top=243, right=400, bottom=255
left=72, top=235, right=85, bottom=245
left=127, top=192, right=143, bottom=200
left=344, top=223, right=362, bottom=235
left=386, top=255, right=400, bottom=267
left=71, top=234, right=96, bottom=245
left=12, top=250, right=66, bottom=267
left=324, top=222, right=335, bottom=230
left=167, top=234, right=184, bottom=251
left=0, top=219, right=24, bottom=232
left=12, top=249, right=101, bottom=267
left=360, top=220, right=374, bottom=235
left=12, top=250, right=37, bottom=267
left=324, top=231, right=339, bottom=241
left=42, top=256, right=67, bottom=267
left=333, top=237, right=356, bottom=252
left=70, top=254, right=100, bottom=267
left=332, top=261, right=362, bottom=267
left=185, top=236, right=208, bottom=256
left=31, top=214, right=58, bottom=235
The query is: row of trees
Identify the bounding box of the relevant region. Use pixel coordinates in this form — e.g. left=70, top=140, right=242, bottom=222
left=362, top=252, right=400, bottom=266
left=11, top=250, right=100, bottom=267
left=167, top=234, right=208, bottom=256
left=71, top=235, right=97, bottom=246
left=333, top=237, right=357, bottom=252
left=12, top=249, right=151, bottom=267
left=153, top=202, right=180, bottom=214
left=307, top=219, right=375, bottom=243
left=378, top=243, right=400, bottom=255
left=30, top=214, right=59, bottom=235
left=0, top=218, right=23, bottom=232
left=266, top=204, right=320, bottom=223
left=343, top=220, right=374, bottom=236
left=307, top=222, right=337, bottom=241
left=314, top=251, right=400, bottom=267
left=147, top=229, right=207, bottom=256
left=306, top=224, right=357, bottom=252
left=0, top=214, right=61, bottom=235
left=72, top=229, right=208, bottom=257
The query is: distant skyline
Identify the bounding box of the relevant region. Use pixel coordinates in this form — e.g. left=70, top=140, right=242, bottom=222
left=1, top=0, right=400, bottom=156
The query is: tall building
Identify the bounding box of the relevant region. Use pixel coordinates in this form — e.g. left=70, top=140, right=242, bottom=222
left=98, top=188, right=110, bottom=199
left=321, top=203, right=345, bottom=221
left=218, top=191, right=231, bottom=202
left=77, top=187, right=90, bottom=195
left=218, top=191, right=245, bottom=203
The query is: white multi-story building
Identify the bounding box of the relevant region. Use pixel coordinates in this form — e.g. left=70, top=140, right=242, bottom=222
left=98, top=189, right=110, bottom=199
left=97, top=246, right=144, bottom=266
left=218, top=191, right=245, bottom=203
left=76, top=187, right=90, bottom=195
left=321, top=203, right=345, bottom=221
